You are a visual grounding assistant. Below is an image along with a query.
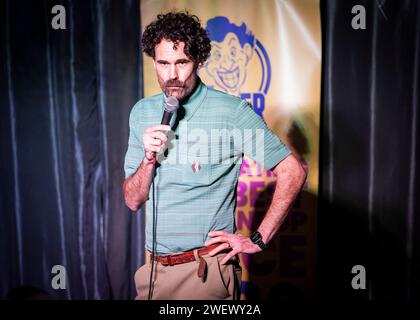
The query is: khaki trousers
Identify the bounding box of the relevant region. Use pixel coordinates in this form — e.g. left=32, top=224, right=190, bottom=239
left=134, top=250, right=242, bottom=300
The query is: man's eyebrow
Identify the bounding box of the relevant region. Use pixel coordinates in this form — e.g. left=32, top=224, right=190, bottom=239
left=156, top=58, right=191, bottom=64
left=175, top=58, right=191, bottom=63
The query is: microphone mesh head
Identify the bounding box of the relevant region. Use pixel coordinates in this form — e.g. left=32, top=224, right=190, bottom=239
left=165, top=96, right=179, bottom=113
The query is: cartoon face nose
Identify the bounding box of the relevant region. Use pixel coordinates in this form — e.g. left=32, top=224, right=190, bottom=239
left=221, top=57, right=234, bottom=70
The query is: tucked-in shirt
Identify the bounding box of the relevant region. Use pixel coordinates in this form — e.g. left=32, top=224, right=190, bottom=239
left=124, top=80, right=291, bottom=254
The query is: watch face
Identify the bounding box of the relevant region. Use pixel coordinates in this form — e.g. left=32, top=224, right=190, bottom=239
left=251, top=231, right=261, bottom=242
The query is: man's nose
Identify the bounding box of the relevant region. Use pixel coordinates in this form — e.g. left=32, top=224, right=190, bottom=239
left=169, top=65, right=178, bottom=80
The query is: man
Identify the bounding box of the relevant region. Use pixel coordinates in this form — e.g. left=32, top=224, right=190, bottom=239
left=123, top=12, right=306, bottom=300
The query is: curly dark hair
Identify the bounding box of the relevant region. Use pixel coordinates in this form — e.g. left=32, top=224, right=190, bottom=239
left=141, top=11, right=211, bottom=65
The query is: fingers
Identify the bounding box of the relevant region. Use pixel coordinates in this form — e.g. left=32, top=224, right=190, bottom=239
left=143, top=125, right=171, bottom=154
left=205, top=230, right=240, bottom=264
left=208, top=243, right=230, bottom=257
left=145, top=145, right=163, bottom=153
left=208, top=230, right=229, bottom=237
left=220, top=250, right=238, bottom=265
left=144, top=139, right=166, bottom=153
left=144, top=136, right=165, bottom=147
left=148, top=131, right=168, bottom=143
left=145, top=124, right=171, bottom=133
left=204, top=236, right=229, bottom=247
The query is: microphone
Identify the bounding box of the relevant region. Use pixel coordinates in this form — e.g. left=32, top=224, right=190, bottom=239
left=161, top=96, right=179, bottom=126
left=151, top=96, right=179, bottom=164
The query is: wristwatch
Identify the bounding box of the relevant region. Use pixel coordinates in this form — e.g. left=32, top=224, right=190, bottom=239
left=250, top=231, right=268, bottom=250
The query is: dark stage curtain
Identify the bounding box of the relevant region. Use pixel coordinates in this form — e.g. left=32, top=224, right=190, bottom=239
left=0, top=0, right=144, bottom=299
left=320, top=0, right=420, bottom=299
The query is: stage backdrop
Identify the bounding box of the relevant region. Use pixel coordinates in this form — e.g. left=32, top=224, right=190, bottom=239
left=141, top=0, right=321, bottom=299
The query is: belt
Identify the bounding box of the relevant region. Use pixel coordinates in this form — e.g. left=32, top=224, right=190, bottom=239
left=151, top=244, right=222, bottom=266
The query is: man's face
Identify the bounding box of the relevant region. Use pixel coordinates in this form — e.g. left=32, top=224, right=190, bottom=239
left=153, top=39, right=198, bottom=100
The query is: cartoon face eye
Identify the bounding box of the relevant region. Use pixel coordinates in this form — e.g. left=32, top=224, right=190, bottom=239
left=230, top=46, right=237, bottom=58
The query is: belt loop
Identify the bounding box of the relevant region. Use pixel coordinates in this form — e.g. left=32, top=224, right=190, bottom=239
left=193, top=249, right=200, bottom=263
left=195, top=249, right=207, bottom=282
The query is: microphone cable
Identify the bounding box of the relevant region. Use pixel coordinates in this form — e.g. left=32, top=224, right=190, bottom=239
left=147, top=96, right=178, bottom=300
left=148, top=156, right=157, bottom=300
left=148, top=159, right=157, bottom=300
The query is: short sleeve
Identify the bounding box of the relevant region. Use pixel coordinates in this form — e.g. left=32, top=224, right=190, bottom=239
left=124, top=102, right=144, bottom=178
left=234, top=100, right=291, bottom=170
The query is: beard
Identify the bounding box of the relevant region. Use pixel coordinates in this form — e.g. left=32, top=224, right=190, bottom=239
left=159, top=73, right=198, bottom=101
left=163, top=80, right=186, bottom=99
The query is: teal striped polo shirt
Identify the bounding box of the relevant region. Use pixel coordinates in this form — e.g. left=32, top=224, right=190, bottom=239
left=124, top=80, right=291, bottom=254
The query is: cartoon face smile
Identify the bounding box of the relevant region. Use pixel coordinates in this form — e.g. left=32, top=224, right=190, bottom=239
left=216, top=66, right=240, bottom=89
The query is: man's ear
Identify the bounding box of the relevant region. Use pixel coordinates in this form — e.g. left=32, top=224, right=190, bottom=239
left=152, top=59, right=156, bottom=69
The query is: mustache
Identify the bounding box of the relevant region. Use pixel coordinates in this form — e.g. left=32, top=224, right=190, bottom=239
left=164, top=80, right=184, bottom=87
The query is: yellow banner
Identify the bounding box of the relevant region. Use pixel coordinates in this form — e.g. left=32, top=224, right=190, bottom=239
left=141, top=0, right=321, bottom=299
